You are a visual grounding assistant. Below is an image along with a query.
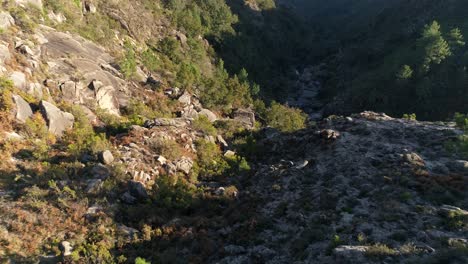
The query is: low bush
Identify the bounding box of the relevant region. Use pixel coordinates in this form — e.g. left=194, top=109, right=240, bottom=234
left=193, top=139, right=230, bottom=180
left=63, top=106, right=110, bottom=158
left=148, top=138, right=183, bottom=160
left=265, top=101, right=308, bottom=132
left=192, top=115, right=217, bottom=136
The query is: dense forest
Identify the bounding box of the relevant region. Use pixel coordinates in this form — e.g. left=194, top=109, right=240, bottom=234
left=274, top=0, right=468, bottom=120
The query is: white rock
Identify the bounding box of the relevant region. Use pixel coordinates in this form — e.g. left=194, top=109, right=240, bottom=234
left=9, top=71, right=27, bottom=90
left=0, top=12, right=14, bottom=30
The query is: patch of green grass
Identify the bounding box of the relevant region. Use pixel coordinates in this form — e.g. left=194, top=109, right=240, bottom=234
left=365, top=243, right=398, bottom=259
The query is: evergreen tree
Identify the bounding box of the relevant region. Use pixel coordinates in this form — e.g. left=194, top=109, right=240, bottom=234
left=396, top=65, right=413, bottom=80
left=419, top=21, right=451, bottom=72
left=448, top=28, right=466, bottom=48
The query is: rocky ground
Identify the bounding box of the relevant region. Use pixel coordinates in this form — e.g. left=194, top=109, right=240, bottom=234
left=214, top=112, right=468, bottom=263
left=287, top=65, right=326, bottom=120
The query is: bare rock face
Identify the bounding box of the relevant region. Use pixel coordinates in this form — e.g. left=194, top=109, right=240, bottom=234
left=95, top=85, right=120, bottom=115
left=144, top=118, right=190, bottom=128
left=40, top=101, right=74, bottom=136
left=15, top=0, right=43, bottom=9
left=12, top=94, right=33, bottom=123
left=60, top=81, right=79, bottom=102
left=128, top=180, right=149, bottom=201
left=232, top=108, right=256, bottom=129
left=0, top=42, right=11, bottom=64
left=9, top=71, right=27, bottom=91
left=198, top=108, right=218, bottom=123
left=0, top=12, right=14, bottom=30
left=175, top=157, right=194, bottom=175
left=334, top=246, right=369, bottom=263
left=42, top=30, right=127, bottom=114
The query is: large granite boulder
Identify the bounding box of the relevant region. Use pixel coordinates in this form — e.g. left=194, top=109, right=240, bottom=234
left=40, top=101, right=74, bottom=136
left=12, top=94, right=33, bottom=123
left=9, top=71, right=27, bottom=90
left=199, top=109, right=218, bottom=123
left=232, top=108, right=256, bottom=129
left=95, top=85, right=120, bottom=115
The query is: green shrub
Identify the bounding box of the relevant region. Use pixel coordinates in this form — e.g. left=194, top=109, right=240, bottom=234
left=120, top=40, right=137, bottom=79
left=214, top=119, right=245, bottom=139
left=455, top=113, right=468, bottom=130
left=446, top=113, right=468, bottom=158
left=265, top=101, right=308, bottom=132
left=63, top=106, right=110, bottom=158
left=402, top=113, right=417, bottom=120
left=192, top=115, right=217, bottom=136
left=135, top=257, right=151, bottom=264
left=148, top=138, right=183, bottom=160
left=365, top=243, right=398, bottom=258
left=141, top=48, right=160, bottom=72
left=154, top=176, right=195, bottom=210
left=193, top=139, right=230, bottom=179
left=9, top=6, right=39, bottom=32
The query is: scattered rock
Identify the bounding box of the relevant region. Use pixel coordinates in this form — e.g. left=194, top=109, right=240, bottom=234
left=0, top=12, right=14, bottom=30
left=439, top=205, right=468, bottom=217
left=157, top=155, right=167, bottom=165
left=215, top=187, right=225, bottom=196
left=224, top=150, right=236, bottom=157
left=0, top=43, right=11, bottom=64
left=117, top=224, right=139, bottom=239
left=178, top=91, right=192, bottom=106
left=59, top=241, right=72, bottom=257
left=295, top=160, right=309, bottom=169
left=175, top=157, right=193, bottom=175
left=319, top=129, right=340, bottom=140
left=95, top=85, right=120, bottom=115
left=84, top=1, right=97, bottom=13
left=39, top=101, right=75, bottom=136
left=60, top=81, right=79, bottom=101
left=217, top=135, right=228, bottom=148
left=402, top=152, right=425, bottom=167
left=128, top=180, right=149, bottom=200
left=4, top=131, right=23, bottom=141
left=15, top=0, right=43, bottom=9
left=47, top=11, right=66, bottom=24
left=447, top=160, right=468, bottom=174
left=99, top=150, right=114, bottom=165
left=334, top=246, right=369, bottom=263
left=85, top=179, right=102, bottom=194
left=91, top=164, right=111, bottom=179
left=12, top=94, right=33, bottom=123
left=145, top=118, right=190, bottom=128
left=232, top=108, right=256, bottom=129
left=199, top=109, right=218, bottom=122
left=121, top=191, right=137, bottom=204
left=448, top=238, right=468, bottom=247
left=9, top=71, right=27, bottom=90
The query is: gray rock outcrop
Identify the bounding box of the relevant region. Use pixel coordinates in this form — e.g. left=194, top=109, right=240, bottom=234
left=40, top=101, right=74, bottom=136
left=12, top=94, right=33, bottom=123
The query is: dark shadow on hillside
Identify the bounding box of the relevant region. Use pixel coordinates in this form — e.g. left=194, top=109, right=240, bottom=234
left=210, top=0, right=318, bottom=101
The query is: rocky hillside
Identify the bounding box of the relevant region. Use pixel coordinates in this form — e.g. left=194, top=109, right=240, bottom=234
left=0, top=0, right=467, bottom=264
left=216, top=112, right=467, bottom=263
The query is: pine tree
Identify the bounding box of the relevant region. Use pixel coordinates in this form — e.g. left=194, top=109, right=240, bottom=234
left=419, top=21, right=451, bottom=72
left=396, top=65, right=413, bottom=80
left=448, top=28, right=465, bottom=49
